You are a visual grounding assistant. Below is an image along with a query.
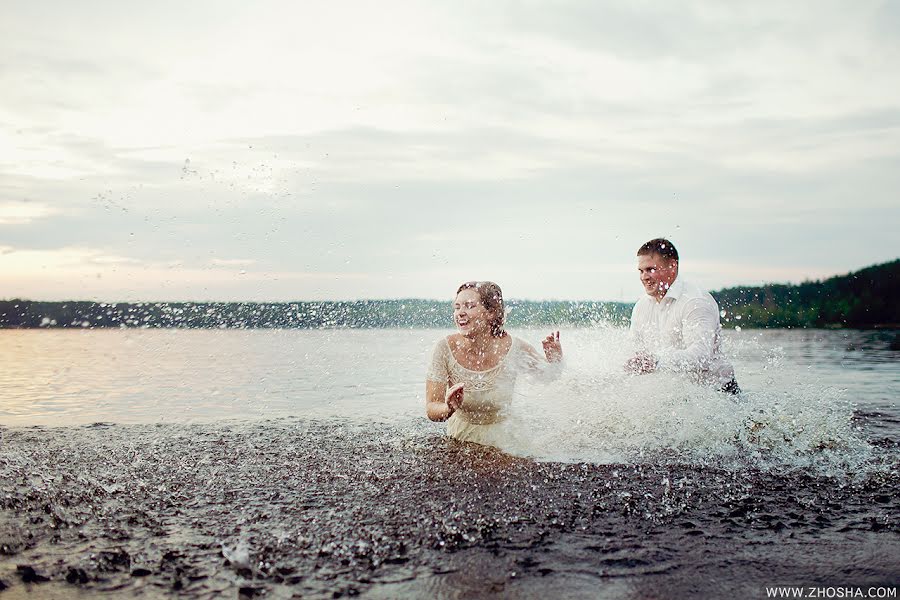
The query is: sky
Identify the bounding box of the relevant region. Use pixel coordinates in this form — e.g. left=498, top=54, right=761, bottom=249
left=1, top=1, right=898, bottom=302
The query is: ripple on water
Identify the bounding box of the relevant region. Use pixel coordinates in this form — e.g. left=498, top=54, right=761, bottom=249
left=0, top=419, right=898, bottom=598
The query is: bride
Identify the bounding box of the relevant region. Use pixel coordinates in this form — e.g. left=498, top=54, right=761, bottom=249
left=425, top=281, right=563, bottom=447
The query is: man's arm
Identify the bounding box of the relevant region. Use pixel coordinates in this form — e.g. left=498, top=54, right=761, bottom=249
left=657, top=299, right=719, bottom=372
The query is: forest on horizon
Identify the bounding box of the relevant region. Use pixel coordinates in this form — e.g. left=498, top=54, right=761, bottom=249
left=2, top=259, right=897, bottom=330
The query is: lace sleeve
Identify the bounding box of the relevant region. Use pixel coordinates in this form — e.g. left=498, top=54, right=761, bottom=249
left=425, top=339, right=451, bottom=384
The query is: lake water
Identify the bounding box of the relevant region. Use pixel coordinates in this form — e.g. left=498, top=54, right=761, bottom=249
left=1, top=327, right=898, bottom=598
left=2, top=327, right=897, bottom=423
left=1, top=327, right=897, bottom=467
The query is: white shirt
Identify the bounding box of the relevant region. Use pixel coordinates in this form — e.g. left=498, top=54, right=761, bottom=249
left=629, top=276, right=735, bottom=387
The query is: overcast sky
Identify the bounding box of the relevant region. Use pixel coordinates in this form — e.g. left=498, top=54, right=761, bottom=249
left=1, top=1, right=898, bottom=302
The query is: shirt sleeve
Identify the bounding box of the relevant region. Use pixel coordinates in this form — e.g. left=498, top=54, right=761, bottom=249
left=425, top=339, right=451, bottom=384
left=656, top=298, right=719, bottom=373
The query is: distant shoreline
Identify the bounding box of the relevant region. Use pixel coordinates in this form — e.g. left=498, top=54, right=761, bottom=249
left=0, top=299, right=632, bottom=331
left=2, top=258, right=897, bottom=331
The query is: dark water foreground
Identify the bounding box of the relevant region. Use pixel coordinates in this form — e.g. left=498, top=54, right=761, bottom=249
left=1, top=420, right=898, bottom=599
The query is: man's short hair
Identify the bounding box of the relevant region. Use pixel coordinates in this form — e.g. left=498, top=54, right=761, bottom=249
left=637, top=238, right=679, bottom=261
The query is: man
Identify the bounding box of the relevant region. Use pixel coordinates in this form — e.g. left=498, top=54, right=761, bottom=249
left=624, top=238, right=740, bottom=394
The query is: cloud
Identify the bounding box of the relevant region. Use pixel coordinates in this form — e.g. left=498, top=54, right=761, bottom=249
left=0, top=201, right=56, bottom=224
left=210, top=258, right=257, bottom=267
left=0, top=244, right=384, bottom=301
left=87, top=254, right=142, bottom=266
left=0, top=2, right=898, bottom=300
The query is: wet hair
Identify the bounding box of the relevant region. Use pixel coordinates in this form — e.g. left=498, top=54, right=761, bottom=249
left=456, top=281, right=506, bottom=337
left=637, top=238, right=679, bottom=262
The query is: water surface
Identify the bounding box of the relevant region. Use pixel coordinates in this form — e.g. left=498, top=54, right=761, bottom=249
left=0, top=328, right=897, bottom=598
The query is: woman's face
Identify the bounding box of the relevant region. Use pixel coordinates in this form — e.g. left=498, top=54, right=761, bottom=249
left=453, top=288, right=494, bottom=337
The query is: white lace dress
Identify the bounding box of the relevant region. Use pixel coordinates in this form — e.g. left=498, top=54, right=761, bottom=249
left=426, top=336, right=559, bottom=447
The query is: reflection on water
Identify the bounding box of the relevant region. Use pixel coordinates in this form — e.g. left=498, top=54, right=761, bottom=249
left=0, top=328, right=434, bottom=425
left=0, top=327, right=896, bottom=475
left=1, top=328, right=898, bottom=469
left=1, top=328, right=898, bottom=598
left=1, top=328, right=897, bottom=427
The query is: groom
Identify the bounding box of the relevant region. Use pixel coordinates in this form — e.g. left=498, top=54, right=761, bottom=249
left=624, top=238, right=740, bottom=394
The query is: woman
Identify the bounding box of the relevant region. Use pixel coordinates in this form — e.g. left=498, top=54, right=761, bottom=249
left=425, top=281, right=563, bottom=447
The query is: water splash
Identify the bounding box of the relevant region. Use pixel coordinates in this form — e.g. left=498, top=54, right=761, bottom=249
left=503, top=328, right=874, bottom=476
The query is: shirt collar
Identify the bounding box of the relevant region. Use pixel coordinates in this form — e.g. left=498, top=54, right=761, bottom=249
left=662, top=276, right=684, bottom=302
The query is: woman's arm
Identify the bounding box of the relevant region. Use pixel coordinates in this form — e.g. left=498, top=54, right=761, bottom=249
left=426, top=381, right=465, bottom=421
left=425, top=338, right=459, bottom=421
left=520, top=335, right=564, bottom=382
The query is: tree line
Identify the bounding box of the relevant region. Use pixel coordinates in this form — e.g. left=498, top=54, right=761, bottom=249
left=0, top=298, right=631, bottom=330
left=711, top=259, right=898, bottom=329
left=1, top=259, right=896, bottom=330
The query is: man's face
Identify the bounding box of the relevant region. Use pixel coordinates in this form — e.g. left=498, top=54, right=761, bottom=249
left=637, top=253, right=678, bottom=299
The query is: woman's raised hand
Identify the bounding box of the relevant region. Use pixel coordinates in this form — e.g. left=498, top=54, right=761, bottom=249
left=542, top=331, right=562, bottom=362
left=445, top=382, right=465, bottom=414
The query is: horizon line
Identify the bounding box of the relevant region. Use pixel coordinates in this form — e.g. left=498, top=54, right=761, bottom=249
left=3, top=258, right=894, bottom=306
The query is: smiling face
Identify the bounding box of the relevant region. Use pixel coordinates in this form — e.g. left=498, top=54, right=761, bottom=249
left=637, top=253, right=678, bottom=300
left=453, top=288, right=495, bottom=337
